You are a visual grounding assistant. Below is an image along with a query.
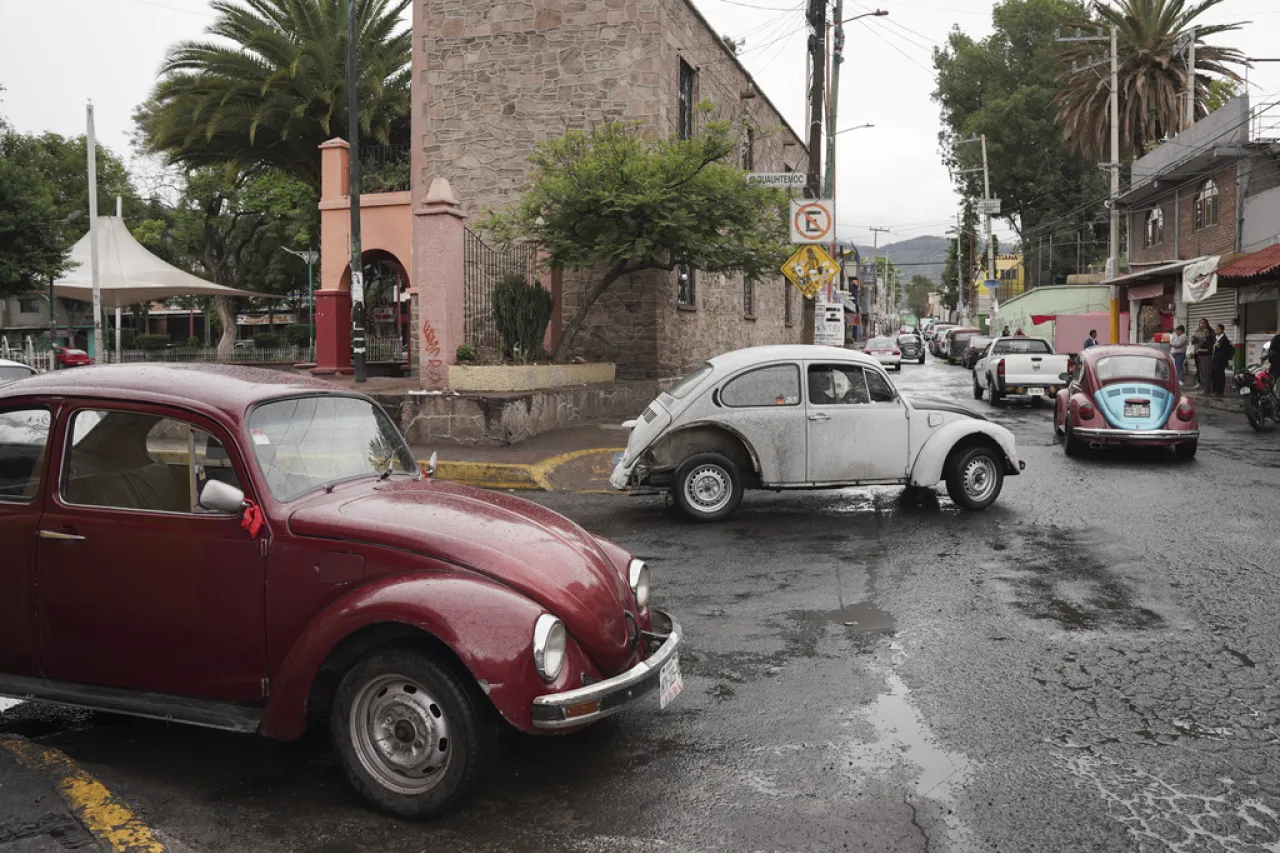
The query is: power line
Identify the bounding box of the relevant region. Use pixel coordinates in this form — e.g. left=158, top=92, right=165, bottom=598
left=854, top=20, right=935, bottom=76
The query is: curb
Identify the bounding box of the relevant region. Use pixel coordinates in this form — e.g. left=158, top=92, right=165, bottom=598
left=0, top=735, right=164, bottom=853
left=425, top=447, right=624, bottom=492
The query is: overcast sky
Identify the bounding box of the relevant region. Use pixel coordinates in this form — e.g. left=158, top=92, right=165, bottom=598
left=2, top=0, right=1279, bottom=251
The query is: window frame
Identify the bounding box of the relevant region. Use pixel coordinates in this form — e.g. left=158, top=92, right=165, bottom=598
left=806, top=364, right=871, bottom=406
left=56, top=403, right=251, bottom=518
left=742, top=126, right=755, bottom=171
left=720, top=363, right=802, bottom=408
left=743, top=276, right=756, bottom=319
left=1195, top=179, right=1219, bottom=230
left=17, top=298, right=41, bottom=315
left=676, top=263, right=696, bottom=308
left=678, top=59, right=696, bottom=141
left=0, top=404, right=54, bottom=504
left=1145, top=207, right=1164, bottom=247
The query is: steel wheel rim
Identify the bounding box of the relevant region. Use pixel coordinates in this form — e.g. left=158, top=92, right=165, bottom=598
left=962, top=455, right=999, bottom=503
left=350, top=673, right=451, bottom=795
left=685, top=464, right=732, bottom=513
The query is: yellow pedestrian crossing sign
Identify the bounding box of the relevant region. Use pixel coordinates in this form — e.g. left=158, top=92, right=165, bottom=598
left=782, top=245, right=839, bottom=298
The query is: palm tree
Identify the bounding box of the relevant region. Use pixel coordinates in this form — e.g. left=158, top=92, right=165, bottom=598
left=137, top=0, right=411, bottom=189
left=1055, top=0, right=1247, bottom=160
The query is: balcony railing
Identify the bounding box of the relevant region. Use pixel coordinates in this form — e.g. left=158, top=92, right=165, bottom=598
left=360, top=144, right=411, bottom=193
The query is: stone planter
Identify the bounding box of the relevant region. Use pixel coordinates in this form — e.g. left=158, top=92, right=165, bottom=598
left=447, top=362, right=615, bottom=393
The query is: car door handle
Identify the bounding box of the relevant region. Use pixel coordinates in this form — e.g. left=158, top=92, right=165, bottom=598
left=38, top=530, right=86, bottom=542
left=808, top=413, right=831, bottom=421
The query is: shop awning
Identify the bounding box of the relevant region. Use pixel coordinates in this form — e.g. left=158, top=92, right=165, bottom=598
left=1102, top=258, right=1201, bottom=287
left=1218, top=243, right=1280, bottom=279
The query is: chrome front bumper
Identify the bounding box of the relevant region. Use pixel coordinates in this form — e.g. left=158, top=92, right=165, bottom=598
left=1073, top=427, right=1198, bottom=442
left=531, top=609, right=682, bottom=730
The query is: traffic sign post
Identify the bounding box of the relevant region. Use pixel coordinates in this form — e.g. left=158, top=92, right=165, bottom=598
left=790, top=199, right=835, bottom=244
left=781, top=245, right=840, bottom=298
left=977, top=198, right=1002, bottom=216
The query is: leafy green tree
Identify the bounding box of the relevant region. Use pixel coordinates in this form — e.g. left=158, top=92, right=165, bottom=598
left=940, top=200, right=980, bottom=312
left=1056, top=0, right=1246, bottom=160
left=483, top=118, right=790, bottom=361
left=0, top=122, right=74, bottom=297
left=1202, top=77, right=1241, bottom=113
left=10, top=132, right=142, bottom=224
left=934, top=0, right=1108, bottom=257
left=907, top=275, right=934, bottom=320
left=137, top=0, right=412, bottom=188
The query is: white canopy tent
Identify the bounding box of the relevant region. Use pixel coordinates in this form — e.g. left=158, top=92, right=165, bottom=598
left=53, top=214, right=275, bottom=360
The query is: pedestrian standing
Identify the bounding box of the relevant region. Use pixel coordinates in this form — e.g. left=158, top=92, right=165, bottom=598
left=1211, top=323, right=1235, bottom=397
left=1001, top=325, right=1010, bottom=336
left=1193, top=318, right=1213, bottom=391
left=1083, top=329, right=1099, bottom=350
left=1170, top=325, right=1188, bottom=385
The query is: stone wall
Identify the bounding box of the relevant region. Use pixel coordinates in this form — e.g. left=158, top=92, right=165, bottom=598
left=379, top=378, right=673, bottom=446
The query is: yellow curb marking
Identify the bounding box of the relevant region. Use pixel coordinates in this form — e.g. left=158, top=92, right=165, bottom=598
left=0, top=736, right=165, bottom=853
left=425, top=446, right=624, bottom=492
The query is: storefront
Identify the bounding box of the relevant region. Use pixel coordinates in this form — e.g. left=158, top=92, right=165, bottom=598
left=1217, top=244, right=1280, bottom=366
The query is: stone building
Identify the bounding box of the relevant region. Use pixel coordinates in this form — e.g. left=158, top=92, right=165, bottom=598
left=411, top=0, right=808, bottom=378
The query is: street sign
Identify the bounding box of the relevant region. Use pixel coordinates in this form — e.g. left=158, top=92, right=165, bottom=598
left=982, top=279, right=1000, bottom=290
left=977, top=199, right=1002, bottom=215
left=746, top=171, right=808, bottom=189
left=781, top=245, right=840, bottom=298
left=790, top=199, right=835, bottom=244
left=815, top=283, right=844, bottom=346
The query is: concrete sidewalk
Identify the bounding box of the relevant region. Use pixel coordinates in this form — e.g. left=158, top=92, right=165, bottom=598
left=414, top=421, right=630, bottom=492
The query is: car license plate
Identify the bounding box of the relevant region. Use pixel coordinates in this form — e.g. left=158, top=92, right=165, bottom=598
left=658, top=654, right=683, bottom=709
left=612, top=451, right=624, bottom=466
left=1025, top=387, right=1045, bottom=397
left=1240, top=386, right=1251, bottom=396
left=1124, top=403, right=1150, bottom=418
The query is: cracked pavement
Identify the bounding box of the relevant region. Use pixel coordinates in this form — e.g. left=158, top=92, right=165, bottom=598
left=2, top=357, right=1278, bottom=852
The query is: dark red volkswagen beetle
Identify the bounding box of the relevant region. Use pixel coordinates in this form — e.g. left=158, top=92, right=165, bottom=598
left=1054, top=345, right=1198, bottom=459
left=0, top=365, right=681, bottom=817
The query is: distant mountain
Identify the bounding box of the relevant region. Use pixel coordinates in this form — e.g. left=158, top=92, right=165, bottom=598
left=845, top=235, right=951, bottom=286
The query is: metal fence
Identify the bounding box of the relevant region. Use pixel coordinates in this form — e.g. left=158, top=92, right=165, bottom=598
left=361, top=144, right=411, bottom=193
left=0, top=347, right=55, bottom=372
left=103, top=346, right=316, bottom=365
left=463, top=228, right=537, bottom=356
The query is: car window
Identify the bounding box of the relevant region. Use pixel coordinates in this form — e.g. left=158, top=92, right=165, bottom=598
left=0, top=408, right=52, bottom=502
left=993, top=338, right=1052, bottom=355
left=868, top=338, right=893, bottom=348
left=807, top=365, right=870, bottom=405
left=63, top=409, right=242, bottom=514
left=664, top=362, right=713, bottom=401
left=865, top=369, right=897, bottom=403
left=1095, top=355, right=1170, bottom=383
left=0, top=365, right=35, bottom=382
left=721, top=364, right=801, bottom=407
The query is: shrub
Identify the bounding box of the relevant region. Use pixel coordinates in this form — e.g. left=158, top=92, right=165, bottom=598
left=492, top=273, right=552, bottom=364
left=285, top=324, right=311, bottom=346
left=253, top=332, right=283, bottom=350
left=137, top=334, right=172, bottom=351
left=185, top=336, right=201, bottom=349
left=455, top=343, right=478, bottom=363
left=118, top=329, right=137, bottom=349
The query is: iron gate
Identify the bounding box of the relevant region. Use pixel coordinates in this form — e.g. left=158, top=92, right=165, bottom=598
left=463, top=228, right=536, bottom=356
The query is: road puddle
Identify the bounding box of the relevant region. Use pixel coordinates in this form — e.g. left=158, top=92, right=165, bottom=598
left=794, top=601, right=897, bottom=634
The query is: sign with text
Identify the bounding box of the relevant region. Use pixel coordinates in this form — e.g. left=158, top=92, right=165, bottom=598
left=790, top=199, right=835, bottom=244
left=977, top=198, right=1002, bottom=215
left=746, top=171, right=808, bottom=189
left=782, top=245, right=840, bottom=298
left=815, top=284, right=845, bottom=347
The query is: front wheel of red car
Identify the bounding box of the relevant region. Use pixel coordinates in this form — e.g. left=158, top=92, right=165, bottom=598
left=331, top=647, right=498, bottom=819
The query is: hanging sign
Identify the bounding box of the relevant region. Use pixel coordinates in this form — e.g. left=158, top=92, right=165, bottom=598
left=790, top=200, right=835, bottom=244
left=782, top=245, right=840, bottom=298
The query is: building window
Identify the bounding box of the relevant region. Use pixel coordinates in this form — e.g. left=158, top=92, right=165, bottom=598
left=678, top=60, right=695, bottom=140
left=784, top=283, right=793, bottom=326
left=1195, top=179, right=1219, bottom=230
left=742, top=127, right=755, bottom=171
left=1145, top=207, right=1165, bottom=247
left=17, top=298, right=40, bottom=315
left=743, top=277, right=756, bottom=318
left=677, top=264, right=695, bottom=307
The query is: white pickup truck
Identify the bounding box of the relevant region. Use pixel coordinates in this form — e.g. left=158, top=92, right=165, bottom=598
left=973, top=336, right=1071, bottom=404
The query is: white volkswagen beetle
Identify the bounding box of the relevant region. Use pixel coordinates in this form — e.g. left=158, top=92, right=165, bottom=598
left=610, top=345, right=1024, bottom=521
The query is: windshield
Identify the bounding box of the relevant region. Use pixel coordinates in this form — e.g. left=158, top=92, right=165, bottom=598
left=248, top=395, right=420, bottom=501
left=663, top=363, right=713, bottom=401
left=1095, top=355, right=1170, bottom=383
left=897, top=335, right=920, bottom=344
left=868, top=338, right=894, bottom=348
left=0, top=365, right=34, bottom=382
left=993, top=338, right=1052, bottom=355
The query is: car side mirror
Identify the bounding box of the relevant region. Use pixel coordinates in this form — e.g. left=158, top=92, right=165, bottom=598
left=1059, top=372, right=1072, bottom=382
left=426, top=451, right=438, bottom=479
left=199, top=479, right=246, bottom=514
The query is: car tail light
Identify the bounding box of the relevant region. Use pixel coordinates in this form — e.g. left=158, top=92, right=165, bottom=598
left=1078, top=401, right=1096, bottom=420
left=891, top=349, right=900, bottom=356
left=996, top=360, right=1005, bottom=384
left=1176, top=400, right=1195, bottom=422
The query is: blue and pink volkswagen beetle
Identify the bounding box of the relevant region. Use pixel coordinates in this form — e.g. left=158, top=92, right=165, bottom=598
left=1054, top=345, right=1199, bottom=459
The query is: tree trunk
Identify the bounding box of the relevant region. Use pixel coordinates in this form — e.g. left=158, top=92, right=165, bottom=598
left=552, top=262, right=632, bottom=363
left=215, top=296, right=237, bottom=360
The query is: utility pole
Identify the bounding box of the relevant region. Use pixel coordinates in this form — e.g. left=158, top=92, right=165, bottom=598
left=86, top=103, right=102, bottom=363
left=870, top=225, right=889, bottom=333
left=981, top=135, right=995, bottom=303
left=954, top=212, right=963, bottom=322
left=802, top=0, right=826, bottom=345
left=1178, top=27, right=1197, bottom=129
left=347, top=0, right=367, bottom=382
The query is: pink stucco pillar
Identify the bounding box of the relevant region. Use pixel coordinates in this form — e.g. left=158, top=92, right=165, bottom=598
left=413, top=178, right=466, bottom=389
left=312, top=290, right=352, bottom=375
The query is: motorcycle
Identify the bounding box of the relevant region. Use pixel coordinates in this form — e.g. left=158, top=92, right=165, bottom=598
left=1235, top=341, right=1279, bottom=432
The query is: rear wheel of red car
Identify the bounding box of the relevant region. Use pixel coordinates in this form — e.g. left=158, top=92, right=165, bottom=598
left=673, top=452, right=743, bottom=523
left=1063, top=415, right=1085, bottom=458
left=944, top=445, right=1004, bottom=510
left=331, top=647, right=497, bottom=819
left=1175, top=440, right=1198, bottom=460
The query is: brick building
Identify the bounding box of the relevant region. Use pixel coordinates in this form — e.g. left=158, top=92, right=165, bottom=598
left=411, top=0, right=807, bottom=378
left=1113, top=96, right=1280, bottom=348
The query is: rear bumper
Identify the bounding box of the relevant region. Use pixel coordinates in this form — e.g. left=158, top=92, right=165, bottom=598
left=1072, top=427, right=1198, bottom=445
left=530, top=609, right=681, bottom=730
left=998, top=382, right=1064, bottom=397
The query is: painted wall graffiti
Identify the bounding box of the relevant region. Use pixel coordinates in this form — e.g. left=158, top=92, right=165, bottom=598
left=421, top=320, right=441, bottom=358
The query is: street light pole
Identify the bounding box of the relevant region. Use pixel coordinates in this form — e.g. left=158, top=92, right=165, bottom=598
left=49, top=211, right=81, bottom=366
left=283, top=248, right=320, bottom=354
left=347, top=0, right=367, bottom=382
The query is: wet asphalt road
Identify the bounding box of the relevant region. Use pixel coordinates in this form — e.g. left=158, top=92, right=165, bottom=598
left=4, top=357, right=1280, bottom=852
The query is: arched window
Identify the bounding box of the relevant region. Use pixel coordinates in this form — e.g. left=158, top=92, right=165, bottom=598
left=1195, top=179, right=1219, bottom=230
left=1145, top=207, right=1164, bottom=247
